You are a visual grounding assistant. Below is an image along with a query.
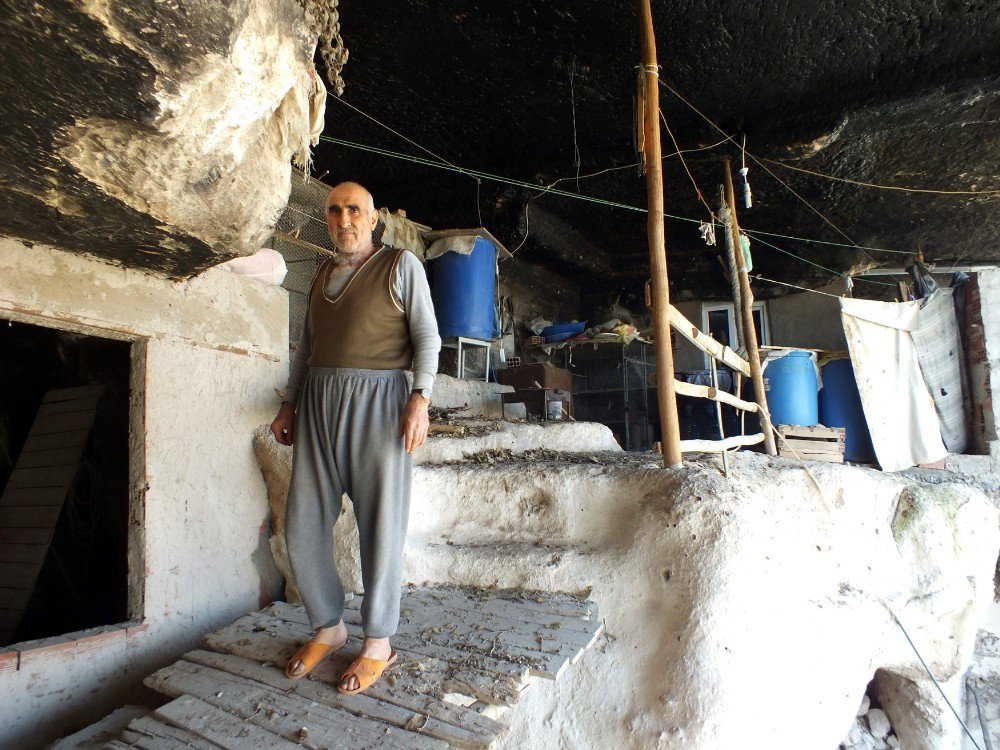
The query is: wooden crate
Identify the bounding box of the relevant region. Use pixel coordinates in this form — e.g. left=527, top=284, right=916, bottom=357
left=776, top=424, right=845, bottom=463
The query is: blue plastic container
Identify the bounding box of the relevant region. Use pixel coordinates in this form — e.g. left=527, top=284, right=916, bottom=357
left=819, top=357, right=875, bottom=462
left=541, top=321, right=587, bottom=343
left=430, top=237, right=499, bottom=340
left=763, top=350, right=819, bottom=426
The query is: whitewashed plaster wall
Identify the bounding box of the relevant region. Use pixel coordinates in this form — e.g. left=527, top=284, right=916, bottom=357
left=0, top=239, right=288, bottom=749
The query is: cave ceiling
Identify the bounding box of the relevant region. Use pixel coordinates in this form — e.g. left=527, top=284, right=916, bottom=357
left=1, top=0, right=997, bottom=306
left=315, top=0, right=1000, bottom=304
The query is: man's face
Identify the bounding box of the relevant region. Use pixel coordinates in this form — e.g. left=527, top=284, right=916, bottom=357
left=326, top=183, right=378, bottom=264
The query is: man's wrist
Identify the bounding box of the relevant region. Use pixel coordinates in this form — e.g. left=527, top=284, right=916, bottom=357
left=411, top=387, right=431, bottom=402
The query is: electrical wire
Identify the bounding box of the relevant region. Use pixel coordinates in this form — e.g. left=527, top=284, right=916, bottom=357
left=540, top=137, right=732, bottom=190
left=329, top=94, right=469, bottom=176
left=889, top=610, right=984, bottom=750
left=759, top=157, right=1000, bottom=196
left=317, top=135, right=682, bottom=216
left=316, top=95, right=939, bottom=282
left=743, top=228, right=912, bottom=255
left=320, top=97, right=918, bottom=256
left=659, top=107, right=716, bottom=220
left=324, top=83, right=980, bottom=270
left=318, top=135, right=899, bottom=286
left=659, top=81, right=906, bottom=280
left=659, top=81, right=999, bottom=198
left=750, top=274, right=847, bottom=297
left=750, top=234, right=895, bottom=286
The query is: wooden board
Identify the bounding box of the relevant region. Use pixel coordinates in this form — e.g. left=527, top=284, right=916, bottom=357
left=672, top=380, right=759, bottom=413
left=776, top=424, right=845, bottom=440
left=13, top=446, right=87, bottom=470
left=666, top=304, right=751, bottom=376
left=0, top=486, right=73, bottom=508
left=0, top=543, right=51, bottom=565
left=28, top=411, right=98, bottom=436
left=210, top=608, right=525, bottom=708
left=36, top=395, right=102, bottom=416
left=146, top=661, right=447, bottom=750
left=122, top=715, right=227, bottom=750
left=41, top=384, right=107, bottom=403
left=393, top=587, right=602, bottom=639
left=780, top=438, right=843, bottom=454
left=90, top=585, right=604, bottom=750
left=21, top=429, right=91, bottom=452
left=182, top=649, right=500, bottom=750
left=0, top=527, right=51, bottom=545
left=680, top=433, right=765, bottom=453
left=776, top=424, right=845, bottom=463
left=403, top=584, right=598, bottom=622
left=153, top=695, right=300, bottom=750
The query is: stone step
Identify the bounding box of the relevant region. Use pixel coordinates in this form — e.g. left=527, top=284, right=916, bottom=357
left=416, top=420, right=621, bottom=465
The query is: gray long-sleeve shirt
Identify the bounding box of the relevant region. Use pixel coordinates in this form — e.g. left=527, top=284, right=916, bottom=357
left=284, top=249, right=441, bottom=405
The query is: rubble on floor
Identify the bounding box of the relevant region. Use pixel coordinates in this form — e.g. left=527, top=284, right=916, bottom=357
left=840, top=689, right=901, bottom=750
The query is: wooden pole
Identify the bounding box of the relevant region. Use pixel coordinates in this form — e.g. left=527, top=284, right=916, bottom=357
left=637, top=0, right=683, bottom=468
left=721, top=157, right=778, bottom=456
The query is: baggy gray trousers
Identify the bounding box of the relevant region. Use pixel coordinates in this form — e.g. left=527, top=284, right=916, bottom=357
left=285, top=367, right=411, bottom=638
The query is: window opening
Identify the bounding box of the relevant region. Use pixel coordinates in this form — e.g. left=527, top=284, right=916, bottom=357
left=701, top=302, right=769, bottom=367
left=0, top=320, right=132, bottom=646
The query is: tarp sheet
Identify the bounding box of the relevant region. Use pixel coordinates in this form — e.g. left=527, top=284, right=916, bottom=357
left=910, top=289, right=968, bottom=453
left=840, top=296, right=947, bottom=471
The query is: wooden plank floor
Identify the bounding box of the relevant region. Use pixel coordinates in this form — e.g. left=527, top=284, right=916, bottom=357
left=103, top=585, right=602, bottom=749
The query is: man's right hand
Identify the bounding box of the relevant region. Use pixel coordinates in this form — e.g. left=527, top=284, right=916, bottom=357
left=270, top=402, right=296, bottom=446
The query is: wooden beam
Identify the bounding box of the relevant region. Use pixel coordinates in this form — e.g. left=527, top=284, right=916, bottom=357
left=666, top=305, right=751, bottom=376
left=722, top=158, right=778, bottom=455
left=679, top=433, right=765, bottom=453
left=638, top=0, right=682, bottom=468
left=672, top=380, right=759, bottom=412
left=272, top=230, right=335, bottom=258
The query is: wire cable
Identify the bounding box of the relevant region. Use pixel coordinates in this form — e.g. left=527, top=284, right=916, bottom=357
left=760, top=157, right=1000, bottom=196
left=658, top=81, right=904, bottom=279
left=659, top=107, right=716, bottom=220
left=321, top=95, right=918, bottom=256
left=659, top=81, right=999, bottom=198
left=890, top=610, right=984, bottom=750
left=750, top=274, right=847, bottom=297
left=318, top=134, right=901, bottom=286
left=750, top=234, right=895, bottom=286
left=329, top=94, right=468, bottom=176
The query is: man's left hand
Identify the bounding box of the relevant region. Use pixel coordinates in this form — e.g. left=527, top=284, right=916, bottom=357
left=400, top=393, right=430, bottom=453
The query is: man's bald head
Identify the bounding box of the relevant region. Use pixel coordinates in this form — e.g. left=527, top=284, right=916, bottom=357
left=328, top=182, right=375, bottom=213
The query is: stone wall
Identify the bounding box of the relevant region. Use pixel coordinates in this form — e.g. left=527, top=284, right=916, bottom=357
left=0, top=239, right=288, bottom=748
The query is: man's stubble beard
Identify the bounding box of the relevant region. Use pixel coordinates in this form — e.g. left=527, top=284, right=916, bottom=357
left=330, top=232, right=370, bottom=267
left=330, top=247, right=367, bottom=267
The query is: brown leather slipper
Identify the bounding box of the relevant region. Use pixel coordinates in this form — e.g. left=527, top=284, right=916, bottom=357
left=285, top=640, right=343, bottom=680
left=336, top=650, right=398, bottom=695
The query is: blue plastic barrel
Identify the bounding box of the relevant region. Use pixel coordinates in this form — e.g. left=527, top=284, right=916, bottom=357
left=763, top=350, right=819, bottom=426
left=819, top=357, right=875, bottom=462
left=430, top=237, right=499, bottom=340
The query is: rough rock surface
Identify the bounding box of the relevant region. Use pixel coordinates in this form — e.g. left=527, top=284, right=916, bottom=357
left=252, top=418, right=623, bottom=601
left=321, top=2, right=1000, bottom=301
left=0, top=0, right=318, bottom=275
left=253, top=425, right=362, bottom=601
left=431, top=373, right=517, bottom=420
left=255, top=425, right=998, bottom=748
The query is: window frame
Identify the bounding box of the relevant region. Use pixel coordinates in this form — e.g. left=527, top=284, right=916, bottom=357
left=700, top=301, right=770, bottom=369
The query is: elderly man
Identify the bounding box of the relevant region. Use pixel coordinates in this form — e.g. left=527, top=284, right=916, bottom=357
left=269, top=181, right=441, bottom=694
